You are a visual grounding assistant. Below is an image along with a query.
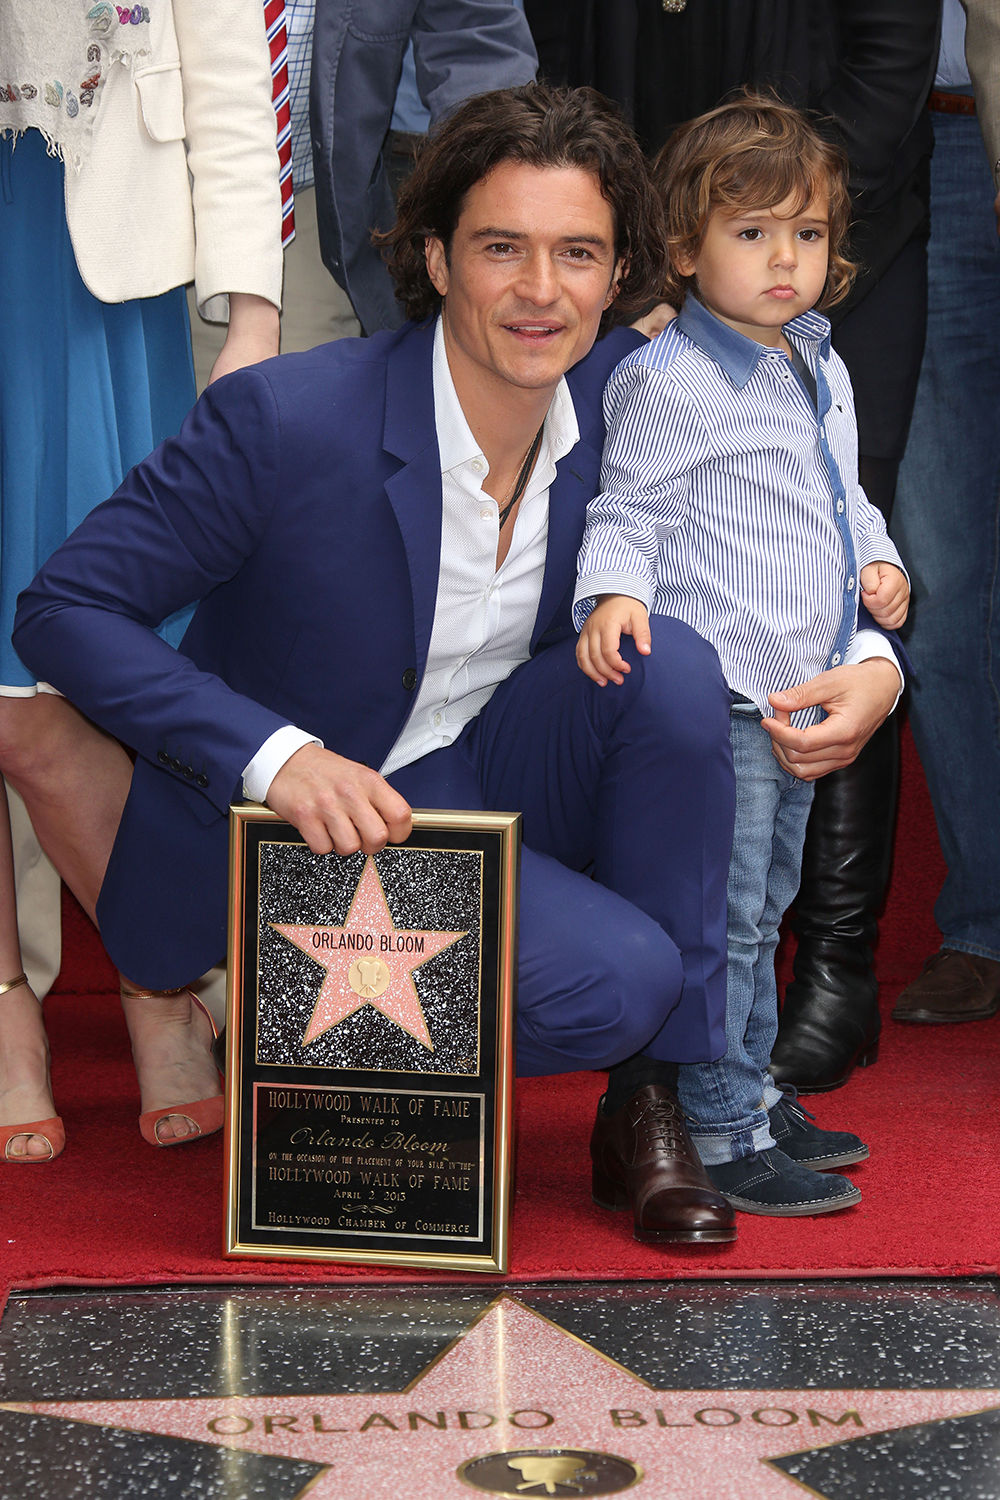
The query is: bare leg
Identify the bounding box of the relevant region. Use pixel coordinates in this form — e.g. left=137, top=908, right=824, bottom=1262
left=0, top=694, right=131, bottom=923
left=0, top=780, right=55, bottom=1157
left=119, top=984, right=221, bottom=1142
left=0, top=696, right=218, bottom=1141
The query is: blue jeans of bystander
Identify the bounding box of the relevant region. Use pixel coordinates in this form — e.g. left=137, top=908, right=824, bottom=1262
left=678, top=707, right=815, bottom=1163
left=891, top=112, right=1000, bottom=962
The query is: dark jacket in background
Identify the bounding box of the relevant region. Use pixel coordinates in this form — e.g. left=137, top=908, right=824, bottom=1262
left=526, top=0, right=940, bottom=316
left=311, top=0, right=537, bottom=335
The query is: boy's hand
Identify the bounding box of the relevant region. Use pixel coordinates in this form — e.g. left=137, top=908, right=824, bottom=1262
left=860, top=562, right=909, bottom=629
left=576, top=594, right=652, bottom=686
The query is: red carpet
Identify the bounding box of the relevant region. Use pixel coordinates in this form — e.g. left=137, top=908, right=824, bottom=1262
left=3, top=722, right=998, bottom=1299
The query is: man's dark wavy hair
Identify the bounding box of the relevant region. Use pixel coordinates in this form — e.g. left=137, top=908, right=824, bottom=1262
left=377, top=83, right=668, bottom=331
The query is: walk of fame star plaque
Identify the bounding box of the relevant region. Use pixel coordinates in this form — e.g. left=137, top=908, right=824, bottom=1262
left=223, top=806, right=520, bottom=1273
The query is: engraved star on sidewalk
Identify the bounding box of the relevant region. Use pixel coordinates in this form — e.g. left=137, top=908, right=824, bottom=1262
left=272, top=857, right=467, bottom=1051
left=6, top=1297, right=999, bottom=1498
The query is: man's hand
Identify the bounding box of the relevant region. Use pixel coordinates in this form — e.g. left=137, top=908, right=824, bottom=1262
left=762, top=657, right=901, bottom=780
left=265, top=743, right=412, bottom=855
left=576, top=594, right=652, bottom=686
left=630, top=302, right=677, bottom=339
left=860, top=561, right=909, bottom=629
left=208, top=293, right=281, bottom=385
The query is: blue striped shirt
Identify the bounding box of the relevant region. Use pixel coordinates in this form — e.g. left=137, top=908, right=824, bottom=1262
left=283, top=0, right=315, bottom=192
left=574, top=297, right=905, bottom=725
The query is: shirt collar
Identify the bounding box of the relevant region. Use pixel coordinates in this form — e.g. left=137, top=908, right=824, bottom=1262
left=432, top=315, right=579, bottom=476
left=675, top=295, right=832, bottom=387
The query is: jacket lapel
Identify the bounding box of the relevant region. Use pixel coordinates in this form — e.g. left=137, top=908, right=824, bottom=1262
left=383, top=323, right=442, bottom=682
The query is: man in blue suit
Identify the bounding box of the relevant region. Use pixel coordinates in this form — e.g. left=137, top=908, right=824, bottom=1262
left=13, top=86, right=899, bottom=1238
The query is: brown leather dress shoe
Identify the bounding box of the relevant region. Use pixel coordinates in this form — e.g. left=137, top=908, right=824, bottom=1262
left=892, top=950, right=1000, bottom=1024
left=590, top=1084, right=737, bottom=1243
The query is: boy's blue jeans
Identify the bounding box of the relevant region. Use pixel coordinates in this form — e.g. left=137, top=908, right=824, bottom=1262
left=678, top=706, right=815, bottom=1164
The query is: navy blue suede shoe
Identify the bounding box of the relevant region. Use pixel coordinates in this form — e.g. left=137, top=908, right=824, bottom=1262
left=768, top=1088, right=870, bottom=1171
left=705, top=1149, right=861, bottom=1216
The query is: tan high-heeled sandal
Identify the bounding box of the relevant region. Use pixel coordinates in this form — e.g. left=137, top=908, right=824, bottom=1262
left=120, top=984, right=224, bottom=1148
left=0, top=972, right=65, bottom=1163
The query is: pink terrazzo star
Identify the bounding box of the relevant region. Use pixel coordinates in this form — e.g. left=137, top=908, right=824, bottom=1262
left=272, top=857, right=467, bottom=1050
left=7, top=1298, right=1000, bottom=1499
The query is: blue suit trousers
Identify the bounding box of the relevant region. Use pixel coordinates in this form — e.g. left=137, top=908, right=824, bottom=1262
left=386, top=618, right=734, bottom=1076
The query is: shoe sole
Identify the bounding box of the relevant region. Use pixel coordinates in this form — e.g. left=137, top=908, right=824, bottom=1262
left=634, top=1226, right=738, bottom=1244
left=787, top=1146, right=870, bottom=1171
left=592, top=1195, right=738, bottom=1244
left=892, top=1007, right=1000, bottom=1025
left=719, top=1185, right=862, bottom=1217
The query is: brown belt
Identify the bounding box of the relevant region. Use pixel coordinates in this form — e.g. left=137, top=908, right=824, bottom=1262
left=929, top=89, right=976, bottom=115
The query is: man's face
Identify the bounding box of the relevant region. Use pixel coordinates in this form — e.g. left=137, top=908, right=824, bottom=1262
left=425, top=161, right=622, bottom=399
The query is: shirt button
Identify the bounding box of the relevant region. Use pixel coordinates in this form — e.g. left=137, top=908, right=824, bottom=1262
left=832, top=652, right=842, bottom=665
left=472, top=459, right=484, bottom=473
left=433, top=712, right=443, bottom=727
left=847, top=576, right=855, bottom=591
left=401, top=668, right=417, bottom=691
left=480, top=508, right=492, bottom=522
left=836, top=500, right=845, bottom=514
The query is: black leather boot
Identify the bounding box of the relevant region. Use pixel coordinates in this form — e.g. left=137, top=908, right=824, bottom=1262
left=769, top=714, right=899, bottom=1093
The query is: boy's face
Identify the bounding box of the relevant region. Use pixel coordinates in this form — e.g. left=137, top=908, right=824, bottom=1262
left=676, top=188, right=830, bottom=346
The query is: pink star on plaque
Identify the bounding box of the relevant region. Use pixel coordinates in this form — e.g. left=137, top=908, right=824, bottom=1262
left=272, top=857, right=466, bottom=1051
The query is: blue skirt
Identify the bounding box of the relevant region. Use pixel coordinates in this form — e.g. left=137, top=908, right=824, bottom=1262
left=0, top=129, right=197, bottom=689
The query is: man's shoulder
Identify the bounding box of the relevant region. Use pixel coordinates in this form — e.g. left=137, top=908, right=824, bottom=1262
left=217, top=321, right=434, bottom=452
left=566, top=326, right=646, bottom=406
left=256, top=321, right=425, bottom=394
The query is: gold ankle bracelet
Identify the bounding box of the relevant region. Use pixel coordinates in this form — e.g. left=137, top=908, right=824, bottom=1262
left=120, top=984, right=188, bottom=1002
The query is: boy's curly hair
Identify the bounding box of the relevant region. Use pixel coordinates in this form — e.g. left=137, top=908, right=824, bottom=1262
left=652, top=90, right=856, bottom=310
left=377, top=82, right=669, bottom=332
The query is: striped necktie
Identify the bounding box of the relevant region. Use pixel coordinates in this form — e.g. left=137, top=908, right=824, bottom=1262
left=264, top=0, right=295, bottom=246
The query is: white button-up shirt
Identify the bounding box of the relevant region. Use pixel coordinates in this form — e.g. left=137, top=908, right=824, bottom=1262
left=243, top=317, right=579, bottom=800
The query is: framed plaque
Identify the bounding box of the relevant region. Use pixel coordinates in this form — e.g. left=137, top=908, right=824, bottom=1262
left=223, top=807, right=520, bottom=1274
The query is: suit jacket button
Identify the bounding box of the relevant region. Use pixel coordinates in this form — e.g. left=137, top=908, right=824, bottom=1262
left=183, top=765, right=195, bottom=779
left=402, top=668, right=417, bottom=691
left=170, top=757, right=182, bottom=772
left=195, top=773, right=209, bottom=788
left=157, top=751, right=170, bottom=765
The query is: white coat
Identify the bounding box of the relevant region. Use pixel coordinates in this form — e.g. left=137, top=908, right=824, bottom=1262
left=65, top=0, right=283, bottom=317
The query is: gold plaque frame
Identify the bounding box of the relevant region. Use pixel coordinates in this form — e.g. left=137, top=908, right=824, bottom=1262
left=223, top=807, right=519, bottom=1273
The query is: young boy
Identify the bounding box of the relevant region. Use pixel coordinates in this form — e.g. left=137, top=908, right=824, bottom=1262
left=575, top=95, right=909, bottom=1217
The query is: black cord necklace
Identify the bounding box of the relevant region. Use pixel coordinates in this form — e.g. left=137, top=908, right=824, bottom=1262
left=497, top=424, right=544, bottom=531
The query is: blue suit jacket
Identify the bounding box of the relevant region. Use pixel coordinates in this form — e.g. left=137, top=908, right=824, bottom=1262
left=14, top=320, right=644, bottom=986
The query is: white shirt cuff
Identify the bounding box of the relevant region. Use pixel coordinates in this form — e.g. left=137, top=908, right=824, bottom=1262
left=844, top=629, right=904, bottom=711
left=242, top=726, right=323, bottom=804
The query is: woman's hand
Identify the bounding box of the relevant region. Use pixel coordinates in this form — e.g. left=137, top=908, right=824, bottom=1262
left=208, top=292, right=280, bottom=384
